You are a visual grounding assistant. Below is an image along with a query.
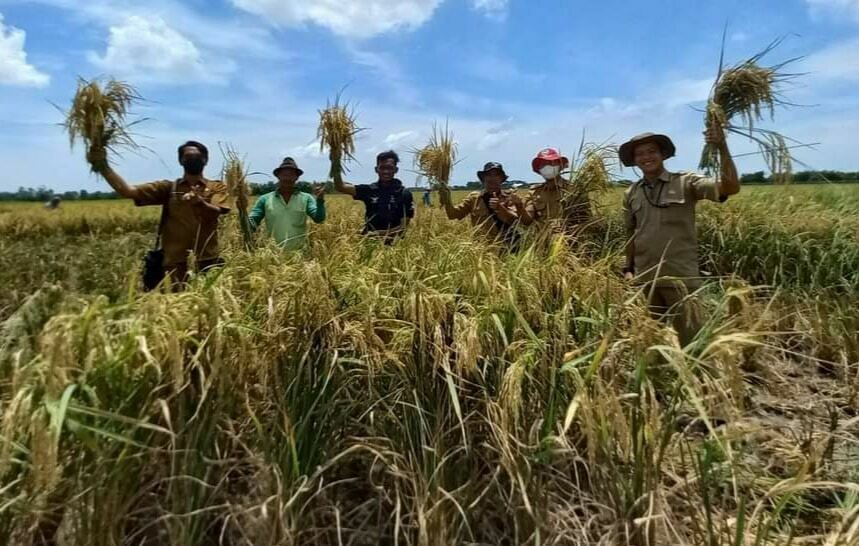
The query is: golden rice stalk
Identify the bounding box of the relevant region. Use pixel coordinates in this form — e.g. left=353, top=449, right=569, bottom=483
left=413, top=122, right=457, bottom=188
left=570, top=145, right=614, bottom=196
left=222, top=144, right=254, bottom=250
left=62, top=77, right=144, bottom=172
left=317, top=95, right=361, bottom=178
left=700, top=39, right=800, bottom=177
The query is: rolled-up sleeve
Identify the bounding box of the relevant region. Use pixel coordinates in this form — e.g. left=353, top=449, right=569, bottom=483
left=449, top=194, right=476, bottom=220
left=307, top=194, right=326, bottom=223
left=687, top=172, right=724, bottom=203
left=248, top=194, right=267, bottom=231
left=208, top=182, right=233, bottom=212
left=133, top=180, right=172, bottom=207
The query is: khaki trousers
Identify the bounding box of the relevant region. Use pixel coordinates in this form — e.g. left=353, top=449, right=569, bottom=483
left=646, top=284, right=703, bottom=347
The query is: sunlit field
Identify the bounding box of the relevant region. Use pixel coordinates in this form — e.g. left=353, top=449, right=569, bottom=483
left=1, top=184, right=858, bottom=545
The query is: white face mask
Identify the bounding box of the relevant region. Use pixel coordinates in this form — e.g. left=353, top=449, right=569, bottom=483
left=539, top=165, right=561, bottom=180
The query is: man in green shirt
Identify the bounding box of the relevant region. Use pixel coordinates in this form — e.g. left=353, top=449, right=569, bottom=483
left=249, top=157, right=326, bottom=250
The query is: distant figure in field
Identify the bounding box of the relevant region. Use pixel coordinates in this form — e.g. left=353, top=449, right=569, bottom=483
left=422, top=188, right=432, bottom=207
left=249, top=157, right=326, bottom=250
left=44, top=196, right=61, bottom=210
left=88, top=140, right=232, bottom=286
left=332, top=149, right=415, bottom=244
left=522, top=148, right=591, bottom=232
left=620, top=127, right=740, bottom=346
left=438, top=162, right=527, bottom=251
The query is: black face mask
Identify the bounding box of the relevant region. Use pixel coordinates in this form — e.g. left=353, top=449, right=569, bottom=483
left=183, top=157, right=205, bottom=176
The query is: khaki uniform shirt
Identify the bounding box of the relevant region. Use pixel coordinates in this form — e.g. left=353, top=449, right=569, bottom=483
left=447, top=190, right=520, bottom=241
left=525, top=179, right=591, bottom=227
left=134, top=178, right=232, bottom=267
left=623, top=170, right=724, bottom=286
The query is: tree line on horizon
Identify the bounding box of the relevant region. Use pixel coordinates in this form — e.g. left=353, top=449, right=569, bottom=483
left=2, top=170, right=858, bottom=202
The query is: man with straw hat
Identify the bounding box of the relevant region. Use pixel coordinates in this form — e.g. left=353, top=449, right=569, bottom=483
left=522, top=147, right=592, bottom=229
left=619, top=128, right=739, bottom=346
left=248, top=157, right=326, bottom=251
left=333, top=149, right=415, bottom=244
left=439, top=162, right=526, bottom=251
left=89, top=141, right=232, bottom=287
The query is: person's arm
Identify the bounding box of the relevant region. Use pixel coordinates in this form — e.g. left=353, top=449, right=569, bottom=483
left=443, top=191, right=474, bottom=220
left=330, top=153, right=356, bottom=197
left=489, top=195, right=519, bottom=224
left=88, top=145, right=143, bottom=200
left=706, top=125, right=740, bottom=198
left=403, top=189, right=415, bottom=228
left=622, top=191, right=636, bottom=280
left=248, top=194, right=267, bottom=232
left=306, top=192, right=326, bottom=224
left=511, top=192, right=533, bottom=225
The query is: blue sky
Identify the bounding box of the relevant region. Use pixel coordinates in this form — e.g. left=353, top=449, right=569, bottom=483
left=0, top=0, right=858, bottom=191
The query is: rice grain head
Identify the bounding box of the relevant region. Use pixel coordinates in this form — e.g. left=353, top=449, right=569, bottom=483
left=63, top=77, right=143, bottom=171
left=318, top=95, right=361, bottom=177
left=414, top=123, right=457, bottom=188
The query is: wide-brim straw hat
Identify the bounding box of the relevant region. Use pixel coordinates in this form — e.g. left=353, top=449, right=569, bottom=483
left=618, top=133, right=676, bottom=167
left=273, top=157, right=304, bottom=177
left=477, top=161, right=508, bottom=182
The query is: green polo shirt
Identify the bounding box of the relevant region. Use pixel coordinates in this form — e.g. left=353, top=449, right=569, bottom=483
left=249, top=191, right=326, bottom=250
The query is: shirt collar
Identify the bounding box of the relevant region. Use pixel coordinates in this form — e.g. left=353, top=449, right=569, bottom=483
left=641, top=170, right=671, bottom=187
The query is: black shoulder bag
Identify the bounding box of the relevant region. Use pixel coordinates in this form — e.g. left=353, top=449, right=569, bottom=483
left=142, top=181, right=175, bottom=291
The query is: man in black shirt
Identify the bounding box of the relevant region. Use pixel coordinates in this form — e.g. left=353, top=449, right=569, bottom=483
left=333, top=150, right=415, bottom=243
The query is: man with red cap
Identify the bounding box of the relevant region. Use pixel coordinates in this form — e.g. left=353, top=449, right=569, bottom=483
left=438, top=161, right=526, bottom=250
left=619, top=127, right=739, bottom=346
left=523, top=148, right=591, bottom=230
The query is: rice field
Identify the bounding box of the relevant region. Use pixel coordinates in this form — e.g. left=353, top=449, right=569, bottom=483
left=1, top=184, right=858, bottom=545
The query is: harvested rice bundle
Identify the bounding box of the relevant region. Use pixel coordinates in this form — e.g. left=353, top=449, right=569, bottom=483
left=62, top=77, right=145, bottom=172
left=318, top=96, right=361, bottom=178
left=570, top=145, right=614, bottom=196
left=700, top=39, right=800, bottom=182
left=222, top=144, right=254, bottom=250
left=414, top=123, right=457, bottom=188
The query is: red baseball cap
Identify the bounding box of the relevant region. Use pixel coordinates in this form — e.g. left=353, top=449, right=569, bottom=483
left=532, top=148, right=570, bottom=173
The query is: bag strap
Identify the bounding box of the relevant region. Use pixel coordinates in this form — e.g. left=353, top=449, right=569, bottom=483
left=154, top=180, right=176, bottom=249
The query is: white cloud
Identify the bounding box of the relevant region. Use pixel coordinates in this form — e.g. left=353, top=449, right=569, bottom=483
left=0, top=14, right=49, bottom=88
left=88, top=15, right=232, bottom=85
left=231, top=0, right=444, bottom=38
left=290, top=141, right=324, bottom=160
left=804, top=37, right=859, bottom=81
left=471, top=0, right=509, bottom=19
left=806, top=0, right=859, bottom=21
left=384, top=130, right=419, bottom=146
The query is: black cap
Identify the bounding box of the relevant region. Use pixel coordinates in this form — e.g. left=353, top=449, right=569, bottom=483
left=477, top=161, right=508, bottom=182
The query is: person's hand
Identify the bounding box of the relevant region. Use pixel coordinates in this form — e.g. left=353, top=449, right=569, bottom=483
left=705, top=124, right=726, bottom=147
left=182, top=190, right=205, bottom=206
left=488, top=197, right=501, bottom=212
left=509, top=193, right=524, bottom=209
left=624, top=271, right=635, bottom=282
left=313, top=183, right=325, bottom=201
left=438, top=185, right=451, bottom=205
left=87, top=145, right=108, bottom=172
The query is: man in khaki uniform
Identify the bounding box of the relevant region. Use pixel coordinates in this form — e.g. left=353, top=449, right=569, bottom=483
left=439, top=162, right=526, bottom=250
left=89, top=140, right=232, bottom=285
left=620, top=129, right=739, bottom=346
left=523, top=147, right=591, bottom=231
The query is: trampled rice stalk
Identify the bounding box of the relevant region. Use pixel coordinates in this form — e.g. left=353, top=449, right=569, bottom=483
left=61, top=77, right=146, bottom=172
left=700, top=38, right=802, bottom=183
left=221, top=144, right=254, bottom=250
